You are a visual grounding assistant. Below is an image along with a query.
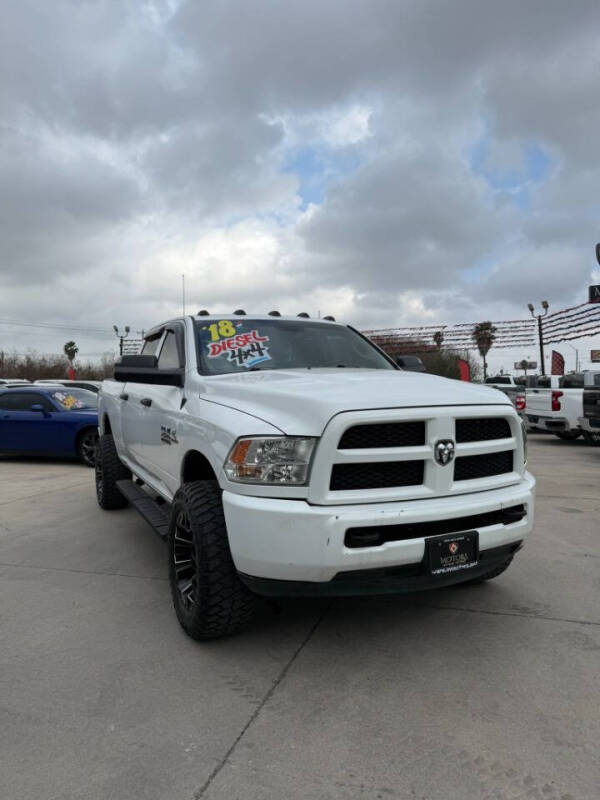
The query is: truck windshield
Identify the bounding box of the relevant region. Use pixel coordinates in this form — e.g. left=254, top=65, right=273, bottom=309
left=194, top=319, right=395, bottom=375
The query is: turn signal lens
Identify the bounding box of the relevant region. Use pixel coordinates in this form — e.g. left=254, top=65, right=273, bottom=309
left=225, top=437, right=317, bottom=485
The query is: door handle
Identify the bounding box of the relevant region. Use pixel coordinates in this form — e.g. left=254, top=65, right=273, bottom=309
left=140, top=398, right=152, bottom=407
left=119, top=393, right=129, bottom=401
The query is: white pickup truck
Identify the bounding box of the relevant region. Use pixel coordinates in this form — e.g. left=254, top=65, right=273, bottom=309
left=95, top=313, right=535, bottom=639
left=525, top=373, right=599, bottom=440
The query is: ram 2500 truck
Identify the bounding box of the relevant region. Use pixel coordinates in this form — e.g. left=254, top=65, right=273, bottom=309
left=95, top=314, right=535, bottom=639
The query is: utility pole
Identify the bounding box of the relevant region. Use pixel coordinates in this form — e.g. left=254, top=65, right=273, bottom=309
left=113, top=325, right=130, bottom=356
left=527, top=301, right=549, bottom=376
left=182, top=274, right=186, bottom=316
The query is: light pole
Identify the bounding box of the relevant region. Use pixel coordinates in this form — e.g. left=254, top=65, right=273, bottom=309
left=527, top=301, right=549, bottom=376
left=113, top=325, right=130, bottom=356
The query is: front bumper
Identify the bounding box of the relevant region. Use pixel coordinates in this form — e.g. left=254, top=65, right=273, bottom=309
left=223, top=472, right=535, bottom=591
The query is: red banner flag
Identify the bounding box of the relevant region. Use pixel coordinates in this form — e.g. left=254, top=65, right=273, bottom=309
left=551, top=350, right=564, bottom=375
left=458, top=359, right=471, bottom=381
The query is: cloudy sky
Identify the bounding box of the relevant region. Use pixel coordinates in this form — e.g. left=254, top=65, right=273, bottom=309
left=1, top=0, right=600, bottom=373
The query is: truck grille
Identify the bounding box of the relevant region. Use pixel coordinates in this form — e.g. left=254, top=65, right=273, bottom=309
left=310, top=406, right=521, bottom=505
left=338, top=421, right=425, bottom=449
left=454, top=450, right=513, bottom=481
left=455, top=417, right=511, bottom=442
left=330, top=460, right=424, bottom=491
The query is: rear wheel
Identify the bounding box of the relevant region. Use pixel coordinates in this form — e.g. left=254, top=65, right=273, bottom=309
left=77, top=428, right=99, bottom=467
left=555, top=430, right=582, bottom=441
left=582, top=430, right=600, bottom=447
left=168, top=480, right=255, bottom=640
left=95, top=433, right=130, bottom=509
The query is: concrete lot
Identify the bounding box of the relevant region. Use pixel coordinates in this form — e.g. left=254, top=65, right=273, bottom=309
left=1, top=436, right=598, bottom=800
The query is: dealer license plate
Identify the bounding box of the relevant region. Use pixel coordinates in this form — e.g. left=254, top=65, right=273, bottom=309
left=426, top=531, right=479, bottom=576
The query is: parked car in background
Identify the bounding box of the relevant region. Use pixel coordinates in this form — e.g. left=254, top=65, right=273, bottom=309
left=578, top=372, right=600, bottom=446
left=525, top=372, right=600, bottom=440
left=395, top=355, right=426, bottom=372
left=484, top=375, right=520, bottom=388
left=0, top=378, right=30, bottom=385
left=34, top=379, right=102, bottom=393
left=483, top=376, right=523, bottom=409
left=0, top=387, right=99, bottom=466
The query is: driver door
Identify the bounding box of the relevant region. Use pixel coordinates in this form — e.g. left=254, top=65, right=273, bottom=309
left=0, top=392, right=66, bottom=452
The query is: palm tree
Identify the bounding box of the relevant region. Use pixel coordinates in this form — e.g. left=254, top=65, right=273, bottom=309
left=63, top=340, right=79, bottom=375
left=471, top=322, right=497, bottom=380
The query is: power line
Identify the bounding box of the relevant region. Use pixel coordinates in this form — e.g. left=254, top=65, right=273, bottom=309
left=0, top=318, right=114, bottom=336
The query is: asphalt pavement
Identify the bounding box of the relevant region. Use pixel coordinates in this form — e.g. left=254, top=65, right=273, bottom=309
left=0, top=436, right=598, bottom=800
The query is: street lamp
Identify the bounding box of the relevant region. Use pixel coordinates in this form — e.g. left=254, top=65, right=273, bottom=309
left=528, top=301, right=549, bottom=376
left=113, top=325, right=130, bottom=356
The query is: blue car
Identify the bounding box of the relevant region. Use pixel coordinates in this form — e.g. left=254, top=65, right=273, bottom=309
left=0, top=387, right=99, bottom=466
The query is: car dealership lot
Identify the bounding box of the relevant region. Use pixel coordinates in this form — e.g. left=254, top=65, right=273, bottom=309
left=1, top=437, right=598, bottom=800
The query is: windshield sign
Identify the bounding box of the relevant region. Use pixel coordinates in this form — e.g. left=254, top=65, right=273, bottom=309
left=52, top=389, right=98, bottom=410
left=195, top=319, right=394, bottom=375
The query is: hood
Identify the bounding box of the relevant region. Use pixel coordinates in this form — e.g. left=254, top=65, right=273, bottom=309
left=201, top=369, right=511, bottom=435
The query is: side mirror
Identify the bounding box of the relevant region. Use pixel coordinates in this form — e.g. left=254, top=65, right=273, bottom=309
left=114, top=355, right=184, bottom=387
left=31, top=404, right=49, bottom=416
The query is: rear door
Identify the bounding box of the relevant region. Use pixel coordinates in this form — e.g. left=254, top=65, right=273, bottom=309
left=0, top=392, right=67, bottom=452
left=120, top=331, right=165, bottom=467
left=135, top=326, right=186, bottom=494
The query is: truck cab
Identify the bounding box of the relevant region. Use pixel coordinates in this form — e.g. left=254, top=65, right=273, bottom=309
left=96, top=313, right=535, bottom=639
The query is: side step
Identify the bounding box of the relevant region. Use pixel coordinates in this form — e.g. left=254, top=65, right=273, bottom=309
left=116, top=480, right=170, bottom=540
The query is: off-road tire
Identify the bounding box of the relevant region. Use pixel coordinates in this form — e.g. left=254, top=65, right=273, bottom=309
left=77, top=427, right=99, bottom=467
left=463, top=556, right=513, bottom=585
left=168, top=480, right=255, bottom=640
left=555, top=430, right=582, bottom=441
left=582, top=430, right=600, bottom=447
left=96, top=433, right=131, bottom=509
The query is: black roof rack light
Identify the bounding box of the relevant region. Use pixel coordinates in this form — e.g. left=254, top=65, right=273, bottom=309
left=197, top=310, right=210, bottom=316
left=233, top=309, right=246, bottom=315
left=268, top=310, right=281, bottom=316
left=297, top=312, right=310, bottom=318
left=323, top=315, right=336, bottom=321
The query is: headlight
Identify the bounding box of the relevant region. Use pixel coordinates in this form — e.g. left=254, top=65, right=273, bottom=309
left=521, top=419, right=528, bottom=464
left=225, top=437, right=317, bottom=485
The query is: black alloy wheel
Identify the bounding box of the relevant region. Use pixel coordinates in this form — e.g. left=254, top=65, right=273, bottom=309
left=172, top=508, right=197, bottom=611
left=78, top=429, right=99, bottom=467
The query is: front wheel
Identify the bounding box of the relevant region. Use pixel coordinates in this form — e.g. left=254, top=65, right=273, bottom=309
left=77, top=428, right=99, bottom=467
left=555, top=430, right=582, bottom=441
left=168, top=480, right=255, bottom=640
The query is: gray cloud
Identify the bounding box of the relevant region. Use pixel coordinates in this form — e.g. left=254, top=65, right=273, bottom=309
left=1, top=0, right=600, bottom=360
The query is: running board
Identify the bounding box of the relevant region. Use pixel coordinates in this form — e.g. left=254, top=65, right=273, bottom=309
left=116, top=480, right=170, bottom=540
